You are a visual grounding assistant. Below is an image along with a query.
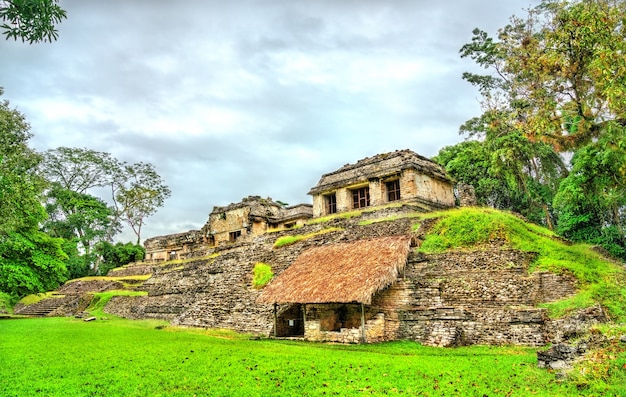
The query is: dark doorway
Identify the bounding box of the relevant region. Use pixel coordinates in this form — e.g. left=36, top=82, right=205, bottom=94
left=275, top=304, right=305, bottom=337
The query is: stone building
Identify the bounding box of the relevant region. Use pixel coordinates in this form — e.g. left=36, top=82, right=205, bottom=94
left=200, top=196, right=313, bottom=247
left=308, top=149, right=455, bottom=218
left=144, top=230, right=201, bottom=262
left=144, top=150, right=453, bottom=261
left=144, top=196, right=312, bottom=261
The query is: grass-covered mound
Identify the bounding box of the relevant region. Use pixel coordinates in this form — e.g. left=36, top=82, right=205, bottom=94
left=414, top=207, right=626, bottom=322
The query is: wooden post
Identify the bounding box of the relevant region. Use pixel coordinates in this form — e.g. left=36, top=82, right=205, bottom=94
left=273, top=303, right=278, bottom=338
left=360, top=303, right=366, bottom=343
left=302, top=304, right=307, bottom=339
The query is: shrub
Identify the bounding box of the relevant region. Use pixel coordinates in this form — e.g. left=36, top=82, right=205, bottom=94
left=252, top=263, right=273, bottom=289
left=0, top=292, right=14, bottom=313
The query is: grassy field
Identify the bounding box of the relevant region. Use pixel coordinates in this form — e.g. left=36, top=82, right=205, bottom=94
left=1, top=316, right=623, bottom=397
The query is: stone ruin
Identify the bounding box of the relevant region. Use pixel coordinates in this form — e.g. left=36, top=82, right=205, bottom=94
left=102, top=209, right=605, bottom=347
left=144, top=196, right=313, bottom=262
left=18, top=149, right=613, bottom=348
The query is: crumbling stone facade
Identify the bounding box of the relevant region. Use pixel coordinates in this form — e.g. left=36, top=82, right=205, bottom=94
left=309, top=149, right=455, bottom=217
left=144, top=150, right=453, bottom=262
left=144, top=196, right=312, bottom=262
left=99, top=149, right=608, bottom=346
left=370, top=249, right=578, bottom=347
left=144, top=231, right=201, bottom=262
left=201, top=196, right=312, bottom=247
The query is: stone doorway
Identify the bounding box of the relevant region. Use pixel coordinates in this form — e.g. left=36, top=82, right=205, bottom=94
left=275, top=304, right=305, bottom=337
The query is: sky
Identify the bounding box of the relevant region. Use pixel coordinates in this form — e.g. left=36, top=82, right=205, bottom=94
left=0, top=0, right=538, bottom=243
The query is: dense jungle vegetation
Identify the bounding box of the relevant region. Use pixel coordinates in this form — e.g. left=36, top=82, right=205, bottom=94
left=435, top=0, right=626, bottom=264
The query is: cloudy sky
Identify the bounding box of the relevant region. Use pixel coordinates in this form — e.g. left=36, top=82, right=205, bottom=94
left=0, top=0, right=537, bottom=242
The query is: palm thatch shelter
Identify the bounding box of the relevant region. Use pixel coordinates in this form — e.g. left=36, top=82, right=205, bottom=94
left=257, top=235, right=412, bottom=342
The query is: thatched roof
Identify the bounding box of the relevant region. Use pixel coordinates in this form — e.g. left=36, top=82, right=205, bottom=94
left=257, top=236, right=412, bottom=305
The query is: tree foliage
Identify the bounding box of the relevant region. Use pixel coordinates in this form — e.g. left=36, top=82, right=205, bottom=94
left=41, top=147, right=171, bottom=244
left=0, top=229, right=67, bottom=299
left=111, top=162, right=171, bottom=245
left=0, top=89, right=67, bottom=301
left=42, top=184, right=121, bottom=275
left=436, top=123, right=567, bottom=227
left=460, top=0, right=626, bottom=151
left=445, top=0, right=626, bottom=258
left=553, top=126, right=626, bottom=258
left=39, top=147, right=119, bottom=194
left=43, top=184, right=119, bottom=249
left=95, top=241, right=145, bottom=276
left=0, top=0, right=66, bottom=43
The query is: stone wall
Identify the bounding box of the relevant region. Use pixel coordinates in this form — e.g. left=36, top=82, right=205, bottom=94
left=457, top=183, right=477, bottom=207
left=412, top=170, right=456, bottom=208
left=144, top=230, right=201, bottom=262
left=369, top=248, right=578, bottom=346
left=105, top=209, right=597, bottom=347
left=210, top=206, right=250, bottom=245
left=304, top=313, right=386, bottom=344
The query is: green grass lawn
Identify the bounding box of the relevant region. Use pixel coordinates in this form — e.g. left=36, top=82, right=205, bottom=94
left=2, top=317, right=620, bottom=397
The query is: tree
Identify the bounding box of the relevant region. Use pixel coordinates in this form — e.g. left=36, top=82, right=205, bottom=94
left=95, top=241, right=144, bottom=276
left=0, top=89, right=67, bottom=301
left=457, top=0, right=626, bottom=255
left=460, top=0, right=626, bottom=151
left=553, top=126, right=626, bottom=259
left=0, top=88, right=45, bottom=233
left=39, top=146, right=119, bottom=194
left=42, top=184, right=121, bottom=274
left=0, top=229, right=68, bottom=299
left=1, top=0, right=66, bottom=43
left=435, top=133, right=566, bottom=227
left=40, top=147, right=171, bottom=244
left=111, top=162, right=171, bottom=244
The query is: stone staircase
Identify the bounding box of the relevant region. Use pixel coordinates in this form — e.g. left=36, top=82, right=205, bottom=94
left=14, top=295, right=79, bottom=317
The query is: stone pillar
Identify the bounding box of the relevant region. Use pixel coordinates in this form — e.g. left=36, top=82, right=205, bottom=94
left=457, top=183, right=477, bottom=207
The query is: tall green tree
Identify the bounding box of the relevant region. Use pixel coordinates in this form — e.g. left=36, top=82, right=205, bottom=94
left=553, top=126, right=626, bottom=258
left=95, top=241, right=144, bottom=276
left=435, top=133, right=566, bottom=227
left=39, top=147, right=119, bottom=194
left=0, top=89, right=67, bottom=301
left=460, top=0, right=626, bottom=151
left=111, top=162, right=171, bottom=244
left=456, top=0, right=626, bottom=256
left=42, top=184, right=121, bottom=275
left=40, top=147, right=171, bottom=244
left=1, top=0, right=66, bottom=43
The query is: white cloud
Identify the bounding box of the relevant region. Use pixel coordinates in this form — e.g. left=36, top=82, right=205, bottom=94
left=0, top=0, right=540, bottom=242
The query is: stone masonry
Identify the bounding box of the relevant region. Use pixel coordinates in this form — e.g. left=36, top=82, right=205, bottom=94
left=104, top=205, right=600, bottom=346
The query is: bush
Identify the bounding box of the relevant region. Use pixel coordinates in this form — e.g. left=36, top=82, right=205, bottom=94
left=252, top=263, right=273, bottom=289
left=0, top=292, right=14, bottom=313
left=96, top=242, right=145, bottom=276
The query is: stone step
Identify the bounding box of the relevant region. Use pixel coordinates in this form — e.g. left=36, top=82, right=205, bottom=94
left=15, top=296, right=75, bottom=317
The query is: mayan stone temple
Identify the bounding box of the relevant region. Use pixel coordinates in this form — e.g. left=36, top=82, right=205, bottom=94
left=19, top=149, right=601, bottom=346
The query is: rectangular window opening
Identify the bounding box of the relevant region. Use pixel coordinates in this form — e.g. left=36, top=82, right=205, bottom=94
left=325, top=193, right=337, bottom=214
left=352, top=187, right=370, bottom=209
left=386, top=180, right=401, bottom=202
left=229, top=230, right=242, bottom=242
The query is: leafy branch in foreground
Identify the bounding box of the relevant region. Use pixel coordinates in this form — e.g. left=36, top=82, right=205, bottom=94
left=0, top=0, right=67, bottom=43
